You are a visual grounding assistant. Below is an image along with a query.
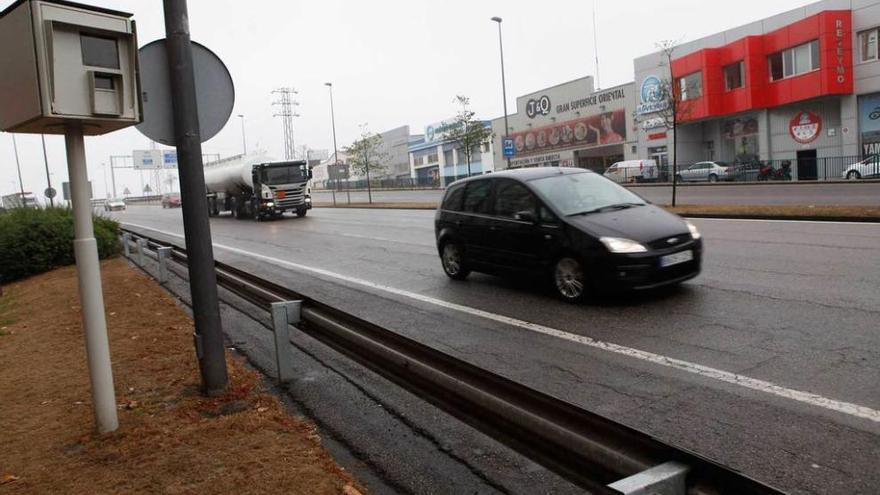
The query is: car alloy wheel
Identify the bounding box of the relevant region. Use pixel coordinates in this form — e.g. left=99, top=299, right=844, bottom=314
left=708, top=174, right=718, bottom=183
left=847, top=170, right=861, bottom=180
left=554, top=257, right=586, bottom=301
left=441, top=243, right=469, bottom=280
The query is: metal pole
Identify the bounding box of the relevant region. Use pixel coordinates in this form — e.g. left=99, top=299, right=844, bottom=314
left=365, top=144, right=373, bottom=204
left=237, top=114, right=247, bottom=155
left=164, top=0, right=228, bottom=396
left=325, top=82, right=348, bottom=203
left=110, top=156, right=118, bottom=199
left=41, top=135, right=54, bottom=207
left=64, top=121, right=118, bottom=434
left=492, top=17, right=511, bottom=169
left=11, top=133, right=25, bottom=197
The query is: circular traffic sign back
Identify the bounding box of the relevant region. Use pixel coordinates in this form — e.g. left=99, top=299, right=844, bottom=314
left=44, top=187, right=57, bottom=199
left=136, top=39, right=235, bottom=146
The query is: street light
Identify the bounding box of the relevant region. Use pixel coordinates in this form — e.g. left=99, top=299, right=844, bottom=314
left=491, top=16, right=511, bottom=169
left=237, top=114, right=247, bottom=155
left=325, top=82, right=346, bottom=204
left=10, top=133, right=25, bottom=197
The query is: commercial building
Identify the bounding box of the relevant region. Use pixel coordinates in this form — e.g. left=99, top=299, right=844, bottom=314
left=409, top=119, right=495, bottom=185
left=491, top=76, right=637, bottom=172
left=634, top=0, right=880, bottom=180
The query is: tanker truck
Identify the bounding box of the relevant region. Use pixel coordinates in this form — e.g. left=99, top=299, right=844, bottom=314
left=204, top=154, right=312, bottom=220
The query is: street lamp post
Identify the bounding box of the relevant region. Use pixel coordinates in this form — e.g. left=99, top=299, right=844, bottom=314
left=325, top=82, right=345, bottom=204
left=491, top=16, right=511, bottom=169
left=11, top=133, right=25, bottom=197
left=40, top=135, right=54, bottom=207
left=237, top=114, right=247, bottom=155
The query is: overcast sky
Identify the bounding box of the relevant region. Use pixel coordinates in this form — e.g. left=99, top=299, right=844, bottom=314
left=1, top=0, right=815, bottom=200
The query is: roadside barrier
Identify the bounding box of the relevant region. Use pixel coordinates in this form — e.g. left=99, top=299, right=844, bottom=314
left=120, top=228, right=784, bottom=495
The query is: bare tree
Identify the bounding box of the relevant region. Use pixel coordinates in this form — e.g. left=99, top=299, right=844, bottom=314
left=344, top=124, right=388, bottom=204
left=443, top=95, right=494, bottom=177
left=634, top=39, right=697, bottom=207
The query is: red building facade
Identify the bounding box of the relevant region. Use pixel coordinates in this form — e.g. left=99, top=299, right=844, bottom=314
left=671, top=11, right=853, bottom=123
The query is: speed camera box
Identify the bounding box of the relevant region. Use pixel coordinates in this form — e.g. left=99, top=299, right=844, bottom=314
left=0, top=0, right=141, bottom=136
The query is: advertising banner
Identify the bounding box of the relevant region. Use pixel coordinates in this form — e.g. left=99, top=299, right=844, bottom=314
left=859, top=93, right=880, bottom=157
left=510, top=109, right=626, bottom=156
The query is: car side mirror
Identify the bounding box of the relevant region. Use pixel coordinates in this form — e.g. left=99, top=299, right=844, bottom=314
left=514, top=210, right=537, bottom=223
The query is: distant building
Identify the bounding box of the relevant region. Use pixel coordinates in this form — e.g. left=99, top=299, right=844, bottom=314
left=408, top=118, right=495, bottom=186
left=490, top=76, right=637, bottom=173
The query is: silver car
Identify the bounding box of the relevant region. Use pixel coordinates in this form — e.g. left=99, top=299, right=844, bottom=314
left=676, top=161, right=732, bottom=182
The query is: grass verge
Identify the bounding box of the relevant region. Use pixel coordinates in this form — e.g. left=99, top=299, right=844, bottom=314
left=0, top=258, right=364, bottom=494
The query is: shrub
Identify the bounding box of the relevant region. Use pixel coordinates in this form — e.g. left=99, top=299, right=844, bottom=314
left=0, top=207, right=120, bottom=282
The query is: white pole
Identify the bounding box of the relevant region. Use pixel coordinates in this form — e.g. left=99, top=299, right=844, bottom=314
left=64, top=122, right=118, bottom=434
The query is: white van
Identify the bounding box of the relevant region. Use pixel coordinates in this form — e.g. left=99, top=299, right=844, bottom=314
left=603, top=160, right=659, bottom=183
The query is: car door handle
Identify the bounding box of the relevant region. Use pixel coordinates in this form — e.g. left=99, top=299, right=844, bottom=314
left=544, top=234, right=553, bottom=240
left=489, top=226, right=498, bottom=231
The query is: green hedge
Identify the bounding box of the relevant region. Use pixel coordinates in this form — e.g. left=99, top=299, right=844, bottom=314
left=0, top=207, right=120, bottom=282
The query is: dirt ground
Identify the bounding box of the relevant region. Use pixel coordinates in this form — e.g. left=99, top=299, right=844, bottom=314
left=0, top=258, right=364, bottom=495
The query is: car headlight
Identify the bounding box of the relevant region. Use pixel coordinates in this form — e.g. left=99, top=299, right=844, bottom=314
left=305, top=196, right=312, bottom=202
left=265, top=202, right=275, bottom=207
left=686, top=220, right=702, bottom=240
left=599, top=237, right=648, bottom=253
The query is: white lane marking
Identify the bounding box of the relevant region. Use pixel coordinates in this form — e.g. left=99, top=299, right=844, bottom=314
left=124, top=222, right=880, bottom=423
left=689, top=217, right=880, bottom=226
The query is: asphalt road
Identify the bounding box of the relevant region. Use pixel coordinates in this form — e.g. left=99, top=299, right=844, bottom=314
left=311, top=181, right=880, bottom=206
left=117, top=206, right=880, bottom=494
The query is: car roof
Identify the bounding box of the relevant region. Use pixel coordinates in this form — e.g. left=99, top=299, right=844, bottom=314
left=452, top=167, right=589, bottom=186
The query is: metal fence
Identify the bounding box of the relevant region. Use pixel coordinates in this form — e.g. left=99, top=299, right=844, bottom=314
left=313, top=156, right=878, bottom=191
left=312, top=172, right=487, bottom=191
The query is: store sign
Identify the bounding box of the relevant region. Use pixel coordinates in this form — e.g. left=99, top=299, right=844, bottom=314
left=502, top=138, right=516, bottom=157
left=789, top=111, right=822, bottom=144
left=525, top=95, right=551, bottom=119
left=835, top=18, right=846, bottom=84
left=555, top=88, right=626, bottom=114
left=511, top=153, right=562, bottom=168
left=640, top=116, right=666, bottom=131
left=637, top=75, right=669, bottom=115
left=424, top=120, right=461, bottom=143
left=510, top=109, right=627, bottom=155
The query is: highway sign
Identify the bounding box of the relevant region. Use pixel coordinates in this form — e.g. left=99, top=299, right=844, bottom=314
left=503, top=138, right=516, bottom=158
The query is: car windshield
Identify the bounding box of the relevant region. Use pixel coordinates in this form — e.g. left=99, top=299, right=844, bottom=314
left=260, top=164, right=308, bottom=185
left=530, top=172, right=647, bottom=216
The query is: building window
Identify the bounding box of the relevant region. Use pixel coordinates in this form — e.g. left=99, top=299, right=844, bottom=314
left=427, top=153, right=438, bottom=163
left=860, top=29, right=879, bottom=62
left=723, top=61, right=744, bottom=91
left=678, top=72, right=702, bottom=101
left=768, top=40, right=820, bottom=81
left=413, top=155, right=423, bottom=166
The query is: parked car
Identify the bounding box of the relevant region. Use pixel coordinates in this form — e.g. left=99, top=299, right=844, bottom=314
left=841, top=155, right=880, bottom=180
left=103, top=198, right=126, bottom=211
left=434, top=168, right=702, bottom=302
left=161, top=192, right=182, bottom=208
left=676, top=161, right=733, bottom=182
left=603, top=160, right=658, bottom=183
left=731, top=161, right=763, bottom=182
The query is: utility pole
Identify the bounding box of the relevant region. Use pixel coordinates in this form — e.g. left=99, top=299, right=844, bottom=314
left=41, top=135, right=54, bottom=207
left=237, top=114, right=247, bottom=155
left=491, top=17, right=511, bottom=169
left=163, top=0, right=228, bottom=396
left=272, top=87, right=299, bottom=160
left=11, top=133, right=25, bottom=197
left=325, top=82, right=348, bottom=203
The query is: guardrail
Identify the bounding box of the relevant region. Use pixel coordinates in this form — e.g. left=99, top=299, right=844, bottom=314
left=119, top=227, right=784, bottom=495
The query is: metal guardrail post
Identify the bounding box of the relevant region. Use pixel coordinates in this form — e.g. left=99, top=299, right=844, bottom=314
left=122, top=233, right=131, bottom=257
left=135, top=238, right=146, bottom=266
left=607, top=461, right=689, bottom=495
left=157, top=247, right=172, bottom=284
left=270, top=300, right=301, bottom=384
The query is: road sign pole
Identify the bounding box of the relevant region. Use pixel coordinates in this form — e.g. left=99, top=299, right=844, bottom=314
left=64, top=121, right=118, bottom=434
left=163, top=0, right=228, bottom=396
left=41, top=135, right=54, bottom=207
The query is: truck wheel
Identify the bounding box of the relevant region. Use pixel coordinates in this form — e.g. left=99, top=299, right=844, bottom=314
left=296, top=208, right=307, bottom=218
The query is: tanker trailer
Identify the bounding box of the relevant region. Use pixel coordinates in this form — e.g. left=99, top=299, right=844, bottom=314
left=204, top=154, right=312, bottom=220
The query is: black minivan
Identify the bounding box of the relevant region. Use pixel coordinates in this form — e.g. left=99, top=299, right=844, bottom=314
left=434, top=167, right=702, bottom=301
